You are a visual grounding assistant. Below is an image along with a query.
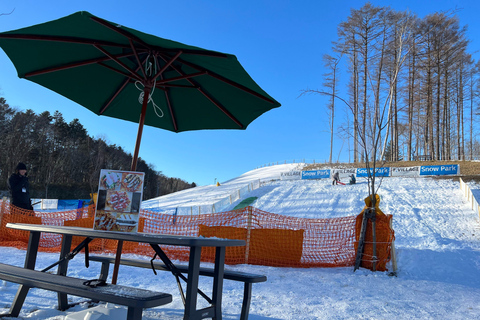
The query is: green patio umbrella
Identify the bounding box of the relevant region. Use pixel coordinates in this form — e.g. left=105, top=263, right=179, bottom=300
left=0, top=11, right=280, bottom=170
left=0, top=11, right=280, bottom=284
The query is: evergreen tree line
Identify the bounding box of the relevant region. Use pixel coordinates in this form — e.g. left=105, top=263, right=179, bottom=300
left=0, top=97, right=196, bottom=200
left=318, top=3, right=480, bottom=163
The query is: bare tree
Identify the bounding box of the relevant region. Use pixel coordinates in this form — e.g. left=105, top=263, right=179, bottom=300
left=322, top=54, right=342, bottom=163
left=302, top=5, right=477, bottom=187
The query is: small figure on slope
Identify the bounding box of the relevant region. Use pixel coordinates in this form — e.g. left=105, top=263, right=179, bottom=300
left=332, top=172, right=340, bottom=185
left=349, top=174, right=356, bottom=185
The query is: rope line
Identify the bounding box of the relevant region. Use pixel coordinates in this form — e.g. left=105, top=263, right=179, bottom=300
left=135, top=54, right=164, bottom=118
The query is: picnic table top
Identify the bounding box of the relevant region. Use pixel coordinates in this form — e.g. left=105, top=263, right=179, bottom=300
left=6, top=223, right=246, bottom=247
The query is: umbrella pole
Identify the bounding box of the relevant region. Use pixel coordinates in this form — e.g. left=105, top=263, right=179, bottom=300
left=111, top=87, right=151, bottom=285
left=131, top=87, right=151, bottom=171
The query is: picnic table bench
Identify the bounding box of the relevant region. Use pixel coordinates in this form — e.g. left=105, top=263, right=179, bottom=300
left=89, top=255, right=267, bottom=320
left=0, top=262, right=172, bottom=320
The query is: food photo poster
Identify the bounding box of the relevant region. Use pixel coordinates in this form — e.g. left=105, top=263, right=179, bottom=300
left=94, top=169, right=144, bottom=232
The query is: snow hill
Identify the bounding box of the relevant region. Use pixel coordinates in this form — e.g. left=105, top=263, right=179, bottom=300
left=141, top=163, right=305, bottom=212
left=2, top=163, right=480, bottom=319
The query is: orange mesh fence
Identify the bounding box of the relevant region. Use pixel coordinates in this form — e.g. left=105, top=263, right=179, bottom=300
left=0, top=201, right=395, bottom=270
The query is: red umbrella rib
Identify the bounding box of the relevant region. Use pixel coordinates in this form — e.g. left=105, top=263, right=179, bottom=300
left=94, top=45, right=143, bottom=82
left=176, top=56, right=277, bottom=104
left=24, top=52, right=136, bottom=78
left=0, top=33, right=129, bottom=49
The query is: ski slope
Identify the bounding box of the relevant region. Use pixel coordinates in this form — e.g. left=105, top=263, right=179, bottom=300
left=2, top=164, right=480, bottom=319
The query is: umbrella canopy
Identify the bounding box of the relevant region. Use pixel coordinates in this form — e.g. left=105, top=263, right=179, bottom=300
left=0, top=11, right=280, bottom=169
left=0, top=11, right=281, bottom=285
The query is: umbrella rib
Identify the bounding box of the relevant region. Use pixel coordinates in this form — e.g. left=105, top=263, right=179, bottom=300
left=195, top=83, right=244, bottom=128
left=90, top=16, right=230, bottom=59
left=98, top=77, right=131, bottom=115
left=158, top=54, right=244, bottom=128
left=98, top=62, right=142, bottom=82
left=157, top=63, right=178, bottom=132
left=152, top=51, right=183, bottom=82
left=155, top=71, right=207, bottom=85
left=94, top=44, right=144, bottom=82
left=130, top=39, right=147, bottom=79
left=90, top=16, right=150, bottom=49
left=0, top=33, right=130, bottom=49
left=24, top=52, right=136, bottom=78
left=156, top=83, right=196, bottom=89
left=175, top=56, right=278, bottom=104
left=99, top=62, right=146, bottom=115
left=163, top=88, right=178, bottom=132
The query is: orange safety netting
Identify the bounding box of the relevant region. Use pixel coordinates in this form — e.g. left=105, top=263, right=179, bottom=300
left=0, top=200, right=394, bottom=270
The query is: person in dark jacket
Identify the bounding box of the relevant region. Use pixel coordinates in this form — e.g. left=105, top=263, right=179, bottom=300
left=332, top=172, right=340, bottom=185
left=8, top=162, right=33, bottom=211
left=349, top=174, right=356, bottom=185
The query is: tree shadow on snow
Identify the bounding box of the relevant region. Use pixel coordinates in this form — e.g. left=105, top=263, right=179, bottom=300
left=396, top=247, right=480, bottom=289
left=154, top=308, right=282, bottom=320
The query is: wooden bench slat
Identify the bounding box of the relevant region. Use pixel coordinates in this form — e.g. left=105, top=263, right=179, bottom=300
left=0, top=263, right=172, bottom=310
left=89, top=255, right=267, bottom=283
left=89, top=255, right=266, bottom=320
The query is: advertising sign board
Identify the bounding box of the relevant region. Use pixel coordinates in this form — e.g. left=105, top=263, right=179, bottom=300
left=390, top=166, right=420, bottom=177
left=301, top=170, right=330, bottom=180
left=331, top=168, right=357, bottom=180
left=281, top=171, right=302, bottom=180
left=356, top=167, right=390, bottom=178
left=94, top=169, right=145, bottom=232
left=420, top=164, right=459, bottom=176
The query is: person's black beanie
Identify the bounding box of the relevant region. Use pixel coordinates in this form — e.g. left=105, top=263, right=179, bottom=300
left=16, top=162, right=27, bottom=171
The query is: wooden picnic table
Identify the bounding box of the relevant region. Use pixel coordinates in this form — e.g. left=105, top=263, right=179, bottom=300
left=3, top=223, right=246, bottom=320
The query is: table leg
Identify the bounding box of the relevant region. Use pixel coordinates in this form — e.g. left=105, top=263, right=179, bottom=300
left=184, top=246, right=201, bottom=320
left=212, top=246, right=226, bottom=320
left=8, top=231, right=40, bottom=317
left=57, top=234, right=72, bottom=310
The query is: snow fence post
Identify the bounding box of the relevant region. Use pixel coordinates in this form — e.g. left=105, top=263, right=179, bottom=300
left=0, top=197, right=6, bottom=226
left=389, top=216, right=398, bottom=273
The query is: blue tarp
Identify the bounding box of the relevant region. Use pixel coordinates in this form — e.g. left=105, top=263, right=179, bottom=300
left=57, top=199, right=90, bottom=210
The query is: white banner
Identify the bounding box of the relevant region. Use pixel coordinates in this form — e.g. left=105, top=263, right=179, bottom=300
left=281, top=171, right=302, bottom=180
left=332, top=168, right=356, bottom=180
left=42, top=199, right=58, bottom=210
left=390, top=166, right=420, bottom=177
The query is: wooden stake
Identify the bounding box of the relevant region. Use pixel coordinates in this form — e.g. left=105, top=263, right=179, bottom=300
left=389, top=216, right=398, bottom=273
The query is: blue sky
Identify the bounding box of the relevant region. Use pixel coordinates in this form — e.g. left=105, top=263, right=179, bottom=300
left=1, top=0, right=479, bottom=186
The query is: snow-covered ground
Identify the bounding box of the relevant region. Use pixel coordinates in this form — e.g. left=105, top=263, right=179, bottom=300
left=2, top=164, right=480, bottom=319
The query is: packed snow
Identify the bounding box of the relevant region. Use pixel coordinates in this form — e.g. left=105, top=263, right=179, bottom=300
left=2, top=163, right=480, bottom=319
